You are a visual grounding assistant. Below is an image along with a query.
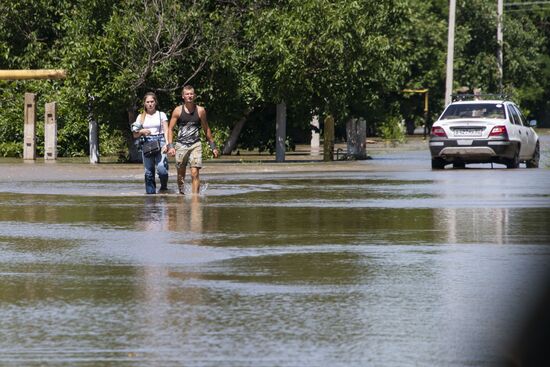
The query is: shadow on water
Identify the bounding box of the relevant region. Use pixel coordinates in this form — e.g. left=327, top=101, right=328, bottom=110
left=1, top=167, right=550, bottom=366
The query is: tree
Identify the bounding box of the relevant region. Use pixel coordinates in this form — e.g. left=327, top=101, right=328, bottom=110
left=1, top=0, right=549, bottom=158
left=216, top=0, right=419, bottom=153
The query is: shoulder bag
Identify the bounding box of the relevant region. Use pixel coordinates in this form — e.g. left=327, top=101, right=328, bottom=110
left=142, top=139, right=161, bottom=157
left=140, top=111, right=163, bottom=157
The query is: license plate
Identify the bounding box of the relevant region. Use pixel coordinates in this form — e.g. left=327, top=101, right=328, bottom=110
left=453, top=129, right=482, bottom=137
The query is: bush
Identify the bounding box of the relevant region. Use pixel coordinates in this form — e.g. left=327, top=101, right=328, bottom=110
left=201, top=125, right=230, bottom=159
left=99, top=128, right=127, bottom=158
left=378, top=116, right=406, bottom=143
left=0, top=142, right=23, bottom=157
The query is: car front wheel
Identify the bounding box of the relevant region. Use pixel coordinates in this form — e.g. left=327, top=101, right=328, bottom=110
left=526, top=141, right=540, bottom=168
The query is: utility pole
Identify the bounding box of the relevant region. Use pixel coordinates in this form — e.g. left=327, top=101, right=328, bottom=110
left=445, top=0, right=456, bottom=106
left=497, top=0, right=504, bottom=93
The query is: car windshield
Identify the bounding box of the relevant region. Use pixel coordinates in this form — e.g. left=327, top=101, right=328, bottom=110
left=440, top=103, right=506, bottom=120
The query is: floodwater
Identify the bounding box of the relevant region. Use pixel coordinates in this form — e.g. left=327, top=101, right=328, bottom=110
left=1, top=143, right=550, bottom=366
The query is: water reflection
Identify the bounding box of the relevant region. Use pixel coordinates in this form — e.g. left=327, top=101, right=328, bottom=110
left=436, top=207, right=510, bottom=244
left=435, top=207, right=550, bottom=245
left=134, top=195, right=204, bottom=234
left=170, top=195, right=204, bottom=235
left=123, top=194, right=210, bottom=362
left=1, top=167, right=550, bottom=366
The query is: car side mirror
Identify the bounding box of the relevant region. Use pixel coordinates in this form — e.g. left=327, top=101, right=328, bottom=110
left=529, top=120, right=537, bottom=127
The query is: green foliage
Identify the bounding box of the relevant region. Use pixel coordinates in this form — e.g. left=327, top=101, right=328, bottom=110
left=200, top=125, right=230, bottom=160
left=0, top=0, right=549, bottom=158
left=0, top=142, right=22, bottom=157
left=378, top=116, right=406, bottom=143
left=99, top=128, right=127, bottom=158
left=0, top=83, right=24, bottom=144
left=452, top=0, right=543, bottom=95
left=398, top=0, right=448, bottom=115
left=240, top=0, right=412, bottom=121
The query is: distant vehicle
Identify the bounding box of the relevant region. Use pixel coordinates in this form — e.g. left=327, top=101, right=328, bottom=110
left=429, top=95, right=540, bottom=169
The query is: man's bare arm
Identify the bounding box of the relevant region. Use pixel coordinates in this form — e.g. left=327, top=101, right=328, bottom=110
left=199, top=107, right=219, bottom=157
left=167, top=106, right=180, bottom=145
left=167, top=106, right=180, bottom=156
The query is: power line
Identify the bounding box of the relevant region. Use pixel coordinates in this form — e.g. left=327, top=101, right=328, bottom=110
left=505, top=1, right=550, bottom=12
left=505, top=1, right=550, bottom=6
left=506, top=6, right=550, bottom=12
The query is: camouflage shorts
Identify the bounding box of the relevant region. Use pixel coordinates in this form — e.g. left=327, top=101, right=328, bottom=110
left=175, top=141, right=202, bottom=169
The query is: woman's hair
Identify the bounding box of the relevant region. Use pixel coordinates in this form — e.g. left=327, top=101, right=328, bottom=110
left=140, top=92, right=158, bottom=123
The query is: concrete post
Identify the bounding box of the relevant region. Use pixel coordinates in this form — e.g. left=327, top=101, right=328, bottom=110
left=323, top=115, right=334, bottom=161
left=44, top=102, right=57, bottom=160
left=310, top=115, right=320, bottom=155
left=276, top=102, right=286, bottom=162
left=88, top=95, right=99, bottom=164
left=23, top=93, right=37, bottom=160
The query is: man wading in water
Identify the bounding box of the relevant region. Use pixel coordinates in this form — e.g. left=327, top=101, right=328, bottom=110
left=167, top=85, right=219, bottom=194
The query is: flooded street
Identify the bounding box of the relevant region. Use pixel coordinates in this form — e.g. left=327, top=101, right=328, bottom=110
left=1, top=139, right=550, bottom=366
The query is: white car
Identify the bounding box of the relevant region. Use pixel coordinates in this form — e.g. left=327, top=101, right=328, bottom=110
left=429, top=97, right=540, bottom=169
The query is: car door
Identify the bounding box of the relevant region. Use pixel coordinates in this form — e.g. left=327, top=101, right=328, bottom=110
left=512, top=106, right=531, bottom=158
left=513, top=105, right=537, bottom=159
left=506, top=105, right=528, bottom=157
left=505, top=105, right=521, bottom=145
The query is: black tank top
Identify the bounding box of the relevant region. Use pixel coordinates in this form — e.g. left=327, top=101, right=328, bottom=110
left=176, top=106, right=201, bottom=146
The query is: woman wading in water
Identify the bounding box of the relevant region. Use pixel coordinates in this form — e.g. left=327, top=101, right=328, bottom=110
left=131, top=92, right=170, bottom=194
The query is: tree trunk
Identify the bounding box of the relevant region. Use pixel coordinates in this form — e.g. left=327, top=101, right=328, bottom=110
left=276, top=102, right=286, bottom=162
left=323, top=115, right=334, bottom=161
left=127, top=106, right=142, bottom=163
left=222, top=108, right=253, bottom=155
left=346, top=117, right=367, bottom=160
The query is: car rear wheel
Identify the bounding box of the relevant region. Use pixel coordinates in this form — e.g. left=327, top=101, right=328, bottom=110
left=505, top=150, right=520, bottom=169
left=453, top=162, right=466, bottom=169
left=526, top=141, right=540, bottom=168
left=431, top=158, right=446, bottom=170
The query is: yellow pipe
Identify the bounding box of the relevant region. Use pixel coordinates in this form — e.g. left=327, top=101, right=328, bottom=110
left=402, top=89, right=428, bottom=93
left=403, top=89, right=429, bottom=112
left=424, top=91, right=429, bottom=112
left=0, top=69, right=67, bottom=80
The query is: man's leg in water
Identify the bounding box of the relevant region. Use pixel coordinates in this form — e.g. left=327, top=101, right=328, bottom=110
left=177, top=166, right=187, bottom=194
left=187, top=142, right=203, bottom=195
left=190, top=167, right=200, bottom=194
left=175, top=142, right=191, bottom=195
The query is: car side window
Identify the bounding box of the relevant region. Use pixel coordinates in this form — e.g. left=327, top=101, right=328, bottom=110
left=510, top=106, right=523, bottom=126
left=507, top=105, right=519, bottom=125
left=513, top=106, right=527, bottom=126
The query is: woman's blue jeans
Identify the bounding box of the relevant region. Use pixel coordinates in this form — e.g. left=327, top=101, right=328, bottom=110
left=142, top=136, right=168, bottom=194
